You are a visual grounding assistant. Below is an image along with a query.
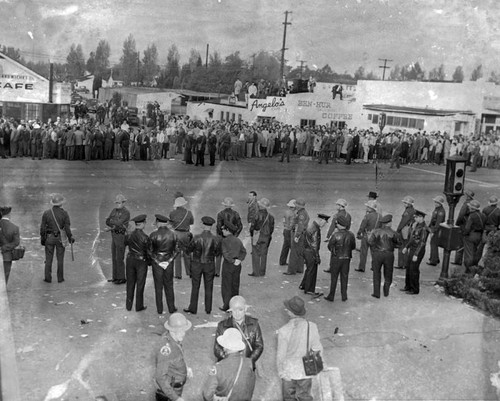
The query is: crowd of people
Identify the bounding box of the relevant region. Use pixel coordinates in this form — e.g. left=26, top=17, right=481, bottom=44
left=1, top=112, right=500, bottom=170
left=2, top=181, right=498, bottom=399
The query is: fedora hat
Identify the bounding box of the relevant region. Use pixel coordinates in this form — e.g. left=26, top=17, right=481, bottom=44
left=114, top=194, right=127, bottom=203
left=173, top=197, right=188, bottom=208
left=336, top=198, right=348, bottom=208
left=164, top=313, right=192, bottom=332
left=221, top=197, right=235, bottom=207
left=216, top=328, right=245, bottom=352
left=50, top=193, right=66, bottom=206
left=283, top=296, right=306, bottom=316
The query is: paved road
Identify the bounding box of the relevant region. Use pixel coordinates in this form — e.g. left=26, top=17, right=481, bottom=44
left=1, top=155, right=500, bottom=401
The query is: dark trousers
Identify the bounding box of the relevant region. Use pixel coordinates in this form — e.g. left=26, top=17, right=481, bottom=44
left=300, top=249, right=318, bottom=293
left=221, top=261, right=241, bottom=310
left=280, top=148, right=290, bottom=162
left=152, top=261, right=175, bottom=314
left=125, top=257, right=148, bottom=311
left=279, top=229, right=291, bottom=265
left=429, top=233, right=440, bottom=264
left=397, top=246, right=409, bottom=268
left=161, top=143, right=169, bottom=158
left=287, top=233, right=304, bottom=274
left=326, top=257, right=350, bottom=301
left=251, top=237, right=270, bottom=276
left=44, top=234, right=66, bottom=282
left=282, top=378, right=312, bottom=401
left=174, top=250, right=191, bottom=278
left=463, top=232, right=482, bottom=271
left=405, top=248, right=424, bottom=294
left=318, top=149, right=329, bottom=163
left=111, top=232, right=126, bottom=280
left=188, top=261, right=215, bottom=313
left=3, top=261, right=12, bottom=283
left=372, top=251, right=394, bottom=297
left=195, top=150, right=205, bottom=166
left=357, top=236, right=369, bottom=271
left=121, top=145, right=129, bottom=161
left=209, top=148, right=216, bottom=165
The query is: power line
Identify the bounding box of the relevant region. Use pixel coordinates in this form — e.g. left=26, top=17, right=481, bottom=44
left=378, top=58, right=393, bottom=81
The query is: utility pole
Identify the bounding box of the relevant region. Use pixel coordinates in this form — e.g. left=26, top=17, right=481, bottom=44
left=206, top=44, right=209, bottom=69
left=280, top=11, right=292, bottom=88
left=137, top=52, right=140, bottom=85
left=251, top=53, right=256, bottom=79
left=299, top=60, right=307, bottom=79
left=378, top=58, right=393, bottom=81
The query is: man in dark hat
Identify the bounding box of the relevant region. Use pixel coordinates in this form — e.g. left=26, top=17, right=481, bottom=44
left=150, top=214, right=178, bottom=315
left=299, top=213, right=330, bottom=297
left=249, top=198, right=275, bottom=277
left=105, top=194, right=130, bottom=284
left=0, top=206, right=20, bottom=284
left=219, top=226, right=247, bottom=312
left=367, top=214, right=402, bottom=298
left=356, top=200, right=381, bottom=272
left=184, top=216, right=221, bottom=315
left=215, top=197, right=243, bottom=276
left=40, top=193, right=74, bottom=283
left=368, top=191, right=378, bottom=201
left=277, top=296, right=323, bottom=400
left=453, top=189, right=474, bottom=265
left=125, top=214, right=151, bottom=311
left=401, top=210, right=429, bottom=295
left=324, top=214, right=356, bottom=302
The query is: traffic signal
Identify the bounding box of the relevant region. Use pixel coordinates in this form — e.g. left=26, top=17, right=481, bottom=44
left=444, top=156, right=467, bottom=195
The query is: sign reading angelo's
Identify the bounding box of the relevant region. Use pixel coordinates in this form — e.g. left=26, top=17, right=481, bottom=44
left=249, top=97, right=286, bottom=112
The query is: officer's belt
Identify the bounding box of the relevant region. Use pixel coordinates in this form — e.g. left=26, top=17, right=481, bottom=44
left=127, top=253, right=145, bottom=261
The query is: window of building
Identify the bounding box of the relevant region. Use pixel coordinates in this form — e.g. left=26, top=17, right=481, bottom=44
left=409, top=118, right=417, bottom=128
left=220, top=111, right=224, bottom=121
left=26, top=103, right=41, bottom=120
left=387, top=116, right=394, bottom=125
left=401, top=117, right=409, bottom=127
left=231, top=113, right=235, bottom=121
left=484, top=116, right=496, bottom=124
left=300, top=119, right=308, bottom=128
left=416, top=119, right=424, bottom=130
left=367, top=114, right=372, bottom=120
left=226, top=111, right=230, bottom=121
left=238, top=114, right=242, bottom=123
left=372, top=114, right=379, bottom=124
left=5, top=102, right=22, bottom=120
left=393, top=116, right=401, bottom=126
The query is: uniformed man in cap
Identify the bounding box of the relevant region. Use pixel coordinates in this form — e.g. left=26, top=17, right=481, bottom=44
left=105, top=194, right=130, bottom=284
left=203, top=328, right=256, bottom=401
left=150, top=214, right=178, bottom=315
left=215, top=197, right=243, bottom=276
left=40, top=193, right=75, bottom=283
left=249, top=198, right=275, bottom=277
left=0, top=206, right=20, bottom=284
left=279, top=199, right=296, bottom=266
left=324, top=198, right=352, bottom=274
left=155, top=313, right=193, bottom=401
left=125, top=214, right=151, bottom=311
left=299, top=213, right=330, bottom=297
left=169, top=197, right=194, bottom=279
left=462, top=200, right=486, bottom=272
left=184, top=216, right=221, bottom=315
left=395, top=195, right=416, bottom=269
left=367, top=214, right=402, bottom=298
left=284, top=198, right=309, bottom=275
left=219, top=226, right=247, bottom=312
left=453, top=189, right=474, bottom=265
left=427, top=196, right=446, bottom=266
left=356, top=200, right=381, bottom=272
left=478, top=196, right=500, bottom=265
left=324, top=215, right=356, bottom=302
left=401, top=210, right=429, bottom=295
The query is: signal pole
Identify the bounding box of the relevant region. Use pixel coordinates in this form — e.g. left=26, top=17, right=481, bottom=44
left=378, top=58, right=393, bottom=80
left=299, top=60, right=307, bottom=79
left=280, top=11, right=292, bottom=88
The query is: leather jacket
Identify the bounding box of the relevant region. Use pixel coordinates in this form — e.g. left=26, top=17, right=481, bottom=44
left=126, top=229, right=151, bottom=260
left=328, top=229, right=356, bottom=258
left=216, top=208, right=243, bottom=237
left=368, top=226, right=402, bottom=253
left=405, top=222, right=429, bottom=254
left=188, top=230, right=221, bottom=263
left=304, top=221, right=321, bottom=254
left=214, top=315, right=264, bottom=366
left=429, top=206, right=446, bottom=234
left=149, top=227, right=177, bottom=262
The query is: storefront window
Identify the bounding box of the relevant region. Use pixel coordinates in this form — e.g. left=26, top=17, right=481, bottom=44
left=26, top=103, right=41, bottom=120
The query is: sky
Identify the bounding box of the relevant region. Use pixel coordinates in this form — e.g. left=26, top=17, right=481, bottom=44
left=1, top=0, right=500, bottom=80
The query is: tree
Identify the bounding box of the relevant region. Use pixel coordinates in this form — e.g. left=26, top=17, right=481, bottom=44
left=142, top=43, right=159, bottom=85
left=1, top=46, right=22, bottom=61
left=354, top=66, right=366, bottom=80
left=389, top=64, right=402, bottom=81
left=188, top=49, right=202, bottom=72
left=428, top=64, right=446, bottom=81
left=95, top=40, right=111, bottom=75
left=163, top=44, right=180, bottom=88
left=120, top=34, right=138, bottom=85
left=366, top=71, right=378, bottom=80
left=452, top=66, right=464, bottom=83
left=488, top=71, right=500, bottom=85
left=471, top=64, right=483, bottom=81
left=66, top=43, right=86, bottom=79
left=86, top=51, right=96, bottom=74
left=209, top=51, right=222, bottom=68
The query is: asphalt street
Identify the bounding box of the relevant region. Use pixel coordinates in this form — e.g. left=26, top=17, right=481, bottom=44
left=1, top=154, right=500, bottom=401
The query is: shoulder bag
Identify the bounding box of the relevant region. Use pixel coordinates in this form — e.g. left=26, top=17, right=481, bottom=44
left=213, top=356, right=243, bottom=401
left=51, top=208, right=69, bottom=247
left=302, top=321, right=323, bottom=376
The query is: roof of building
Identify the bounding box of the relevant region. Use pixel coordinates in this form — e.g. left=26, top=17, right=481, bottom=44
left=363, top=104, right=475, bottom=116
left=0, top=52, right=49, bottom=82
left=100, top=85, right=227, bottom=99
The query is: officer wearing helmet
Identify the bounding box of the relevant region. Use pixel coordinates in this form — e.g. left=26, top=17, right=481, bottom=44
left=395, top=195, right=416, bottom=269
left=427, top=195, right=446, bottom=266
left=463, top=200, right=486, bottom=272
left=155, top=313, right=193, bottom=401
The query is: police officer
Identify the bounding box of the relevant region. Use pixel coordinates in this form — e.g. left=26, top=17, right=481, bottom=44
left=453, top=189, right=474, bottom=265
left=203, top=328, right=255, bottom=400
left=105, top=194, right=130, bottom=284
left=249, top=198, right=275, bottom=277
left=478, top=196, right=500, bottom=265
left=300, top=213, right=330, bottom=297
left=150, top=214, right=178, bottom=315
left=184, top=216, right=221, bottom=315
left=40, top=193, right=75, bottom=283
left=324, top=198, right=352, bottom=273
left=367, top=214, right=402, bottom=298
left=401, top=210, right=429, bottom=295
left=125, top=214, right=151, bottom=312
left=279, top=199, right=296, bottom=266
left=463, top=200, right=485, bottom=272
left=325, top=215, right=356, bottom=302
left=427, top=195, right=446, bottom=266
left=284, top=198, right=309, bottom=275
left=215, top=197, right=243, bottom=276
left=0, top=206, right=20, bottom=284
left=155, top=313, right=193, bottom=401
left=169, top=197, right=194, bottom=279
left=356, top=200, right=381, bottom=272
left=395, top=196, right=416, bottom=269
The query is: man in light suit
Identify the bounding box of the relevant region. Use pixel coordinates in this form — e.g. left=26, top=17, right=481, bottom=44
left=0, top=206, right=20, bottom=284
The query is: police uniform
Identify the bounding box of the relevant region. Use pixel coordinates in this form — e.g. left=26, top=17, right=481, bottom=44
left=105, top=201, right=130, bottom=282
left=279, top=202, right=296, bottom=266
left=428, top=198, right=446, bottom=266
left=356, top=204, right=381, bottom=272
left=215, top=201, right=243, bottom=276
left=155, top=332, right=188, bottom=401
left=202, top=354, right=255, bottom=401
left=125, top=214, right=151, bottom=311
left=169, top=202, right=194, bottom=279
left=220, top=232, right=247, bottom=311
left=454, top=191, right=474, bottom=264
left=0, top=207, right=20, bottom=283
left=286, top=200, right=309, bottom=275
left=396, top=199, right=415, bottom=268
left=250, top=201, right=275, bottom=277
left=402, top=211, right=429, bottom=294
left=150, top=214, right=178, bottom=314
left=463, top=204, right=485, bottom=271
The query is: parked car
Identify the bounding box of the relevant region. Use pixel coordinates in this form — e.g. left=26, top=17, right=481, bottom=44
left=87, top=99, right=99, bottom=113
left=70, top=92, right=83, bottom=106
left=74, top=85, right=89, bottom=94
left=127, top=107, right=140, bottom=126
